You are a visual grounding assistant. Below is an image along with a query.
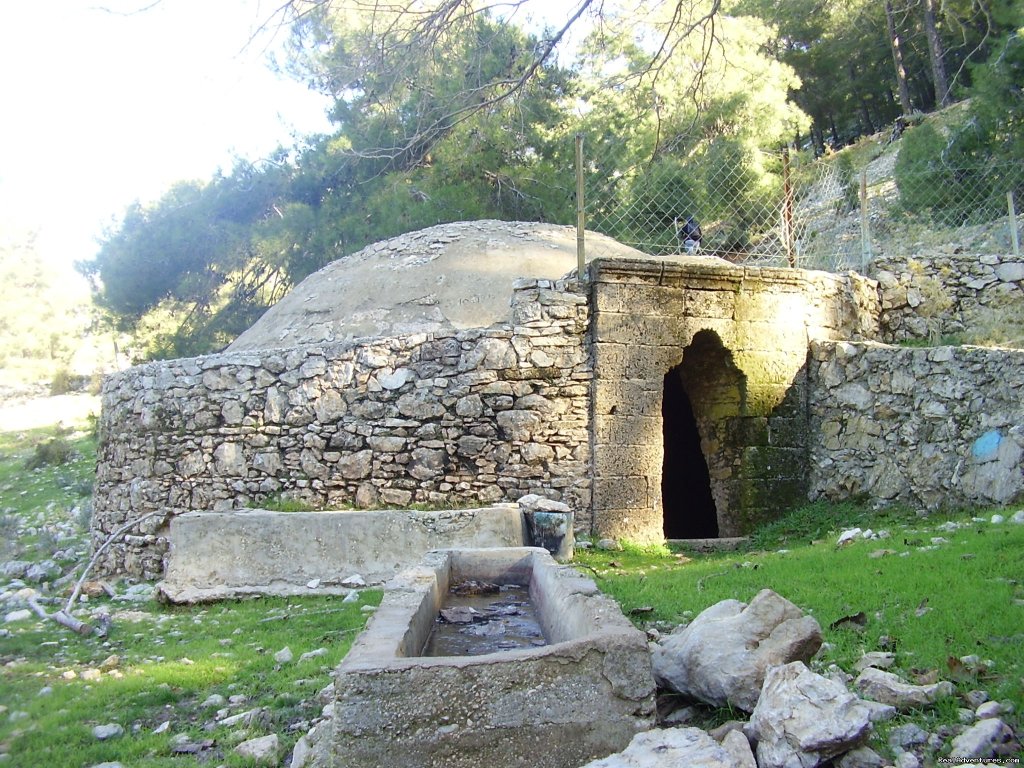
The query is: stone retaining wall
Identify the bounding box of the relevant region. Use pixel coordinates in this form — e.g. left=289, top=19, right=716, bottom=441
left=808, top=340, right=1024, bottom=509
left=871, top=252, right=1024, bottom=344
left=92, top=280, right=591, bottom=578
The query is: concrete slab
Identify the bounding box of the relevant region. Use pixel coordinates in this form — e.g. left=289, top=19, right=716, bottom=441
left=157, top=506, right=526, bottom=603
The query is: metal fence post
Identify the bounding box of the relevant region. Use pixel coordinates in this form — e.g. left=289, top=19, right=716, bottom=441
left=859, top=170, right=872, bottom=269
left=1008, top=190, right=1020, bottom=258
left=782, top=149, right=796, bottom=267
left=575, top=133, right=586, bottom=279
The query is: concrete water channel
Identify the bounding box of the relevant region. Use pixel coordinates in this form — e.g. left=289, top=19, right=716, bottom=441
left=329, top=547, right=656, bottom=768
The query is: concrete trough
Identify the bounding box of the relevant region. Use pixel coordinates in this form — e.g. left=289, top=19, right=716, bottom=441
left=330, top=547, right=656, bottom=768
left=158, top=506, right=526, bottom=603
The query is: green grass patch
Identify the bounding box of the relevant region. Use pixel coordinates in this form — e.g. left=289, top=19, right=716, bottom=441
left=0, top=593, right=382, bottom=767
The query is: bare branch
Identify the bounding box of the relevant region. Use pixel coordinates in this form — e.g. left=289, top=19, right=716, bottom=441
left=64, top=511, right=164, bottom=615
left=91, top=0, right=164, bottom=16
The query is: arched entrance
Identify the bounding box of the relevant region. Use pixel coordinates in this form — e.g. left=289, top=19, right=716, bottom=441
left=661, top=330, right=745, bottom=539
left=662, top=368, right=717, bottom=538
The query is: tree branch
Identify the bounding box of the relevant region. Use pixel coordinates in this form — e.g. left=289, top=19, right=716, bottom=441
left=28, top=512, right=164, bottom=636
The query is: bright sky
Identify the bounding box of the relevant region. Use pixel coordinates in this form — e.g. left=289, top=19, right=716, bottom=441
left=0, top=0, right=590, bottom=282
left=0, top=0, right=334, bottom=272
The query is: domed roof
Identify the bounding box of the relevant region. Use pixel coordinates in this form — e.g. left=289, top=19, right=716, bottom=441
left=228, top=220, right=651, bottom=351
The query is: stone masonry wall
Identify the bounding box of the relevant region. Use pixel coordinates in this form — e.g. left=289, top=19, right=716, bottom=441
left=871, top=251, right=1024, bottom=344
left=589, top=259, right=881, bottom=543
left=92, top=280, right=591, bottom=578
left=808, top=340, right=1024, bottom=510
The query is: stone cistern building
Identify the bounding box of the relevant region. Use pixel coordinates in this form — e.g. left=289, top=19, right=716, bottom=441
left=91, top=220, right=1024, bottom=578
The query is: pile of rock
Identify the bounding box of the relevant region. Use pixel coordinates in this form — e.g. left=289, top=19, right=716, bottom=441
left=584, top=589, right=1020, bottom=768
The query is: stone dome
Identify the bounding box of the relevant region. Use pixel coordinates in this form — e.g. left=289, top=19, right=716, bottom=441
left=227, top=220, right=650, bottom=351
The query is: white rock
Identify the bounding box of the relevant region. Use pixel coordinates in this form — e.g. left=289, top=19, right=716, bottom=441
left=854, top=667, right=955, bottom=710
left=837, top=528, right=863, bottom=546
left=578, top=727, right=754, bottom=768
left=652, top=589, right=823, bottom=711
left=234, top=734, right=280, bottom=764
left=274, top=646, right=294, bottom=664
left=153, top=721, right=171, bottom=734
left=991, top=514, right=1005, bottom=524
left=894, top=752, right=920, bottom=768
left=92, top=723, right=124, bottom=740
left=4, top=609, right=32, bottom=623
left=949, top=718, right=1020, bottom=759
left=836, top=746, right=887, bottom=768
left=341, top=574, right=366, bottom=588
left=201, top=693, right=226, bottom=708
left=343, top=590, right=360, bottom=603
left=750, top=662, right=873, bottom=768
left=290, top=733, right=313, bottom=768
left=306, top=578, right=321, bottom=589
left=975, top=700, right=1004, bottom=719
left=219, top=708, right=264, bottom=727
left=859, top=699, right=898, bottom=722
left=1010, top=510, right=1024, bottom=524
left=854, top=652, right=896, bottom=672
left=299, top=647, right=328, bottom=663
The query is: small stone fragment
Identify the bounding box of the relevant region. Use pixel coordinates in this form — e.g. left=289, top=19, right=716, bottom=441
left=975, top=700, right=1003, bottom=719
left=202, top=693, right=226, bottom=708
left=92, top=723, right=124, bottom=740
left=854, top=667, right=954, bottom=710
left=299, top=647, right=328, bottom=663
left=836, top=746, right=887, bottom=768
left=234, top=734, right=280, bottom=764
left=274, top=646, right=293, bottom=664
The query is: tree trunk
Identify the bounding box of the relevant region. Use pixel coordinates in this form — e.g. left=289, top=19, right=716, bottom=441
left=885, top=0, right=913, bottom=115
left=924, top=0, right=952, bottom=107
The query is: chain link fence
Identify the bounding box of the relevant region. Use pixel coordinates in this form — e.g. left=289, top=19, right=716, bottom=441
left=575, top=133, right=1024, bottom=273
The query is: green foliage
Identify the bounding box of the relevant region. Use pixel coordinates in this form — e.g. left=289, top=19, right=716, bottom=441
left=894, top=28, right=1024, bottom=225
left=252, top=494, right=321, bottom=513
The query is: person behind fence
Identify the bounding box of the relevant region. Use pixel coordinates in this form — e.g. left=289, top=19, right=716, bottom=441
left=674, top=215, right=702, bottom=254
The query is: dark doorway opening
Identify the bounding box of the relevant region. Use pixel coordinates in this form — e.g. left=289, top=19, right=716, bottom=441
left=662, top=368, right=718, bottom=538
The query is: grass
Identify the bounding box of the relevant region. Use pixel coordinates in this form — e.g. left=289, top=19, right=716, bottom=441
left=576, top=502, right=1024, bottom=760
left=3, top=392, right=1022, bottom=764
left=0, top=594, right=382, bottom=767
left=0, top=398, right=384, bottom=767
left=0, top=424, right=97, bottom=562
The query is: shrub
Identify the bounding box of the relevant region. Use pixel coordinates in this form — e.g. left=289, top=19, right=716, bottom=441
left=49, top=367, right=75, bottom=396
left=25, top=432, right=75, bottom=470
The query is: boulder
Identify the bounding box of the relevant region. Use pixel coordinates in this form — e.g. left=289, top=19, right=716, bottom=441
left=651, top=589, right=823, bottom=711
left=854, top=668, right=954, bottom=711
left=577, top=726, right=755, bottom=768
left=750, top=662, right=874, bottom=768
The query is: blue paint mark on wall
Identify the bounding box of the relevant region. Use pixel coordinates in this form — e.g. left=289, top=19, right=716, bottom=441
left=972, top=429, right=1002, bottom=460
